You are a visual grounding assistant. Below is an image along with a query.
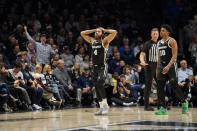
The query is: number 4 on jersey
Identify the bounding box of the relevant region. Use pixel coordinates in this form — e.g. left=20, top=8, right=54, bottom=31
left=94, top=49, right=98, bottom=55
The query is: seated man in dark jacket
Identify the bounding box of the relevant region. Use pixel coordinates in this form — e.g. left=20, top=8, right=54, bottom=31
left=77, top=68, right=96, bottom=106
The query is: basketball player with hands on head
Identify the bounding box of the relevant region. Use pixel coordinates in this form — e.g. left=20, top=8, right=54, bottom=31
left=81, top=27, right=117, bottom=115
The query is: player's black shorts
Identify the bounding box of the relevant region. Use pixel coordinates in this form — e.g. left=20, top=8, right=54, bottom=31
left=91, top=65, right=107, bottom=83
left=157, top=62, right=178, bottom=82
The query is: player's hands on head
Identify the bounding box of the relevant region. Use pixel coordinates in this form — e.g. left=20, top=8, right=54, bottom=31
left=98, top=27, right=104, bottom=32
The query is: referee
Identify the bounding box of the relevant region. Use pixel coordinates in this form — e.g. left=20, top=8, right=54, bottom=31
left=140, top=28, right=159, bottom=111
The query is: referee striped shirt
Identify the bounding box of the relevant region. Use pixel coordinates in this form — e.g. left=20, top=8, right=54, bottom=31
left=142, top=40, right=158, bottom=63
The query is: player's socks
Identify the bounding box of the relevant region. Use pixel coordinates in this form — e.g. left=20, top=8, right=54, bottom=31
left=155, top=107, right=168, bottom=115
left=182, top=101, right=188, bottom=114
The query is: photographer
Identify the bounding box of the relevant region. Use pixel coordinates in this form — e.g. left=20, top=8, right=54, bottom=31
left=111, top=74, right=136, bottom=106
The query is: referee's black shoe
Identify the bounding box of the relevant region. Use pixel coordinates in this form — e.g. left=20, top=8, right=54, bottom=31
left=144, top=106, right=154, bottom=111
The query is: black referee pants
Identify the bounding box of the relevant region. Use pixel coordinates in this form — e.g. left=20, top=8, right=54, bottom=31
left=144, top=63, right=157, bottom=108
left=157, top=63, right=186, bottom=108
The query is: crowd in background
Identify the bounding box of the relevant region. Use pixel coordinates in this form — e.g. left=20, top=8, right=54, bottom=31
left=0, top=0, right=197, bottom=112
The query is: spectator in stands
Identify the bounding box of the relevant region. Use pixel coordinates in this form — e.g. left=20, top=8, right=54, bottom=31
left=43, top=65, right=62, bottom=103
left=0, top=83, right=10, bottom=112
left=0, top=63, right=18, bottom=112
left=178, top=60, right=193, bottom=99
left=21, top=51, right=28, bottom=61
left=26, top=42, right=36, bottom=62
left=182, top=17, right=197, bottom=59
left=53, top=54, right=60, bottom=62
left=77, top=68, right=96, bottom=106
left=108, top=52, right=121, bottom=74
left=53, top=60, right=77, bottom=100
left=124, top=65, right=144, bottom=101
left=8, top=63, right=32, bottom=110
left=121, top=45, right=134, bottom=66
left=134, top=40, right=144, bottom=58
left=32, top=25, right=41, bottom=41
left=119, top=38, right=133, bottom=54
left=111, top=74, right=136, bottom=106
left=74, top=36, right=88, bottom=55
left=57, top=28, right=66, bottom=52
left=66, top=31, right=75, bottom=52
left=9, top=45, right=20, bottom=66
left=178, top=60, right=193, bottom=84
left=60, top=46, right=75, bottom=70
left=51, top=44, right=59, bottom=54
left=7, top=36, right=18, bottom=54
left=107, top=45, right=119, bottom=63
left=48, top=37, right=55, bottom=46
left=0, top=22, right=9, bottom=44
left=21, top=59, right=43, bottom=110
left=0, top=53, right=11, bottom=69
left=115, top=60, right=125, bottom=75
left=188, top=34, right=197, bottom=74
left=70, top=62, right=82, bottom=88
left=0, top=42, right=7, bottom=55
left=51, top=59, right=58, bottom=70
left=32, top=64, right=62, bottom=108
left=125, top=20, right=141, bottom=42
left=80, top=54, right=90, bottom=72
left=29, top=55, right=36, bottom=72
left=24, top=26, right=56, bottom=65
left=75, top=46, right=85, bottom=64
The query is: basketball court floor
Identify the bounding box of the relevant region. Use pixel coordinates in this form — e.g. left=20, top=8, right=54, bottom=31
left=0, top=107, right=197, bottom=131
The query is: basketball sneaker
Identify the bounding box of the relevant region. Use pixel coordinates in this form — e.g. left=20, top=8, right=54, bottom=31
left=182, top=101, right=188, bottom=114
left=155, top=107, right=168, bottom=115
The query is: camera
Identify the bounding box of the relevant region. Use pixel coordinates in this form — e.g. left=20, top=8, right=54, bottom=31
left=18, top=77, right=21, bottom=80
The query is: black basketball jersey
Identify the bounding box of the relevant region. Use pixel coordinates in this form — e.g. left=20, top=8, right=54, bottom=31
left=158, top=37, right=174, bottom=64
left=91, top=40, right=108, bottom=66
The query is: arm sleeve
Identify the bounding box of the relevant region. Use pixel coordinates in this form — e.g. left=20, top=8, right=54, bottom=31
left=26, top=31, right=37, bottom=48
left=50, top=46, right=55, bottom=55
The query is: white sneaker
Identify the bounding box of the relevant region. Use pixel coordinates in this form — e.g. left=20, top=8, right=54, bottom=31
left=102, top=105, right=109, bottom=115
left=33, top=104, right=42, bottom=110
left=94, top=108, right=103, bottom=115
left=36, top=104, right=42, bottom=110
